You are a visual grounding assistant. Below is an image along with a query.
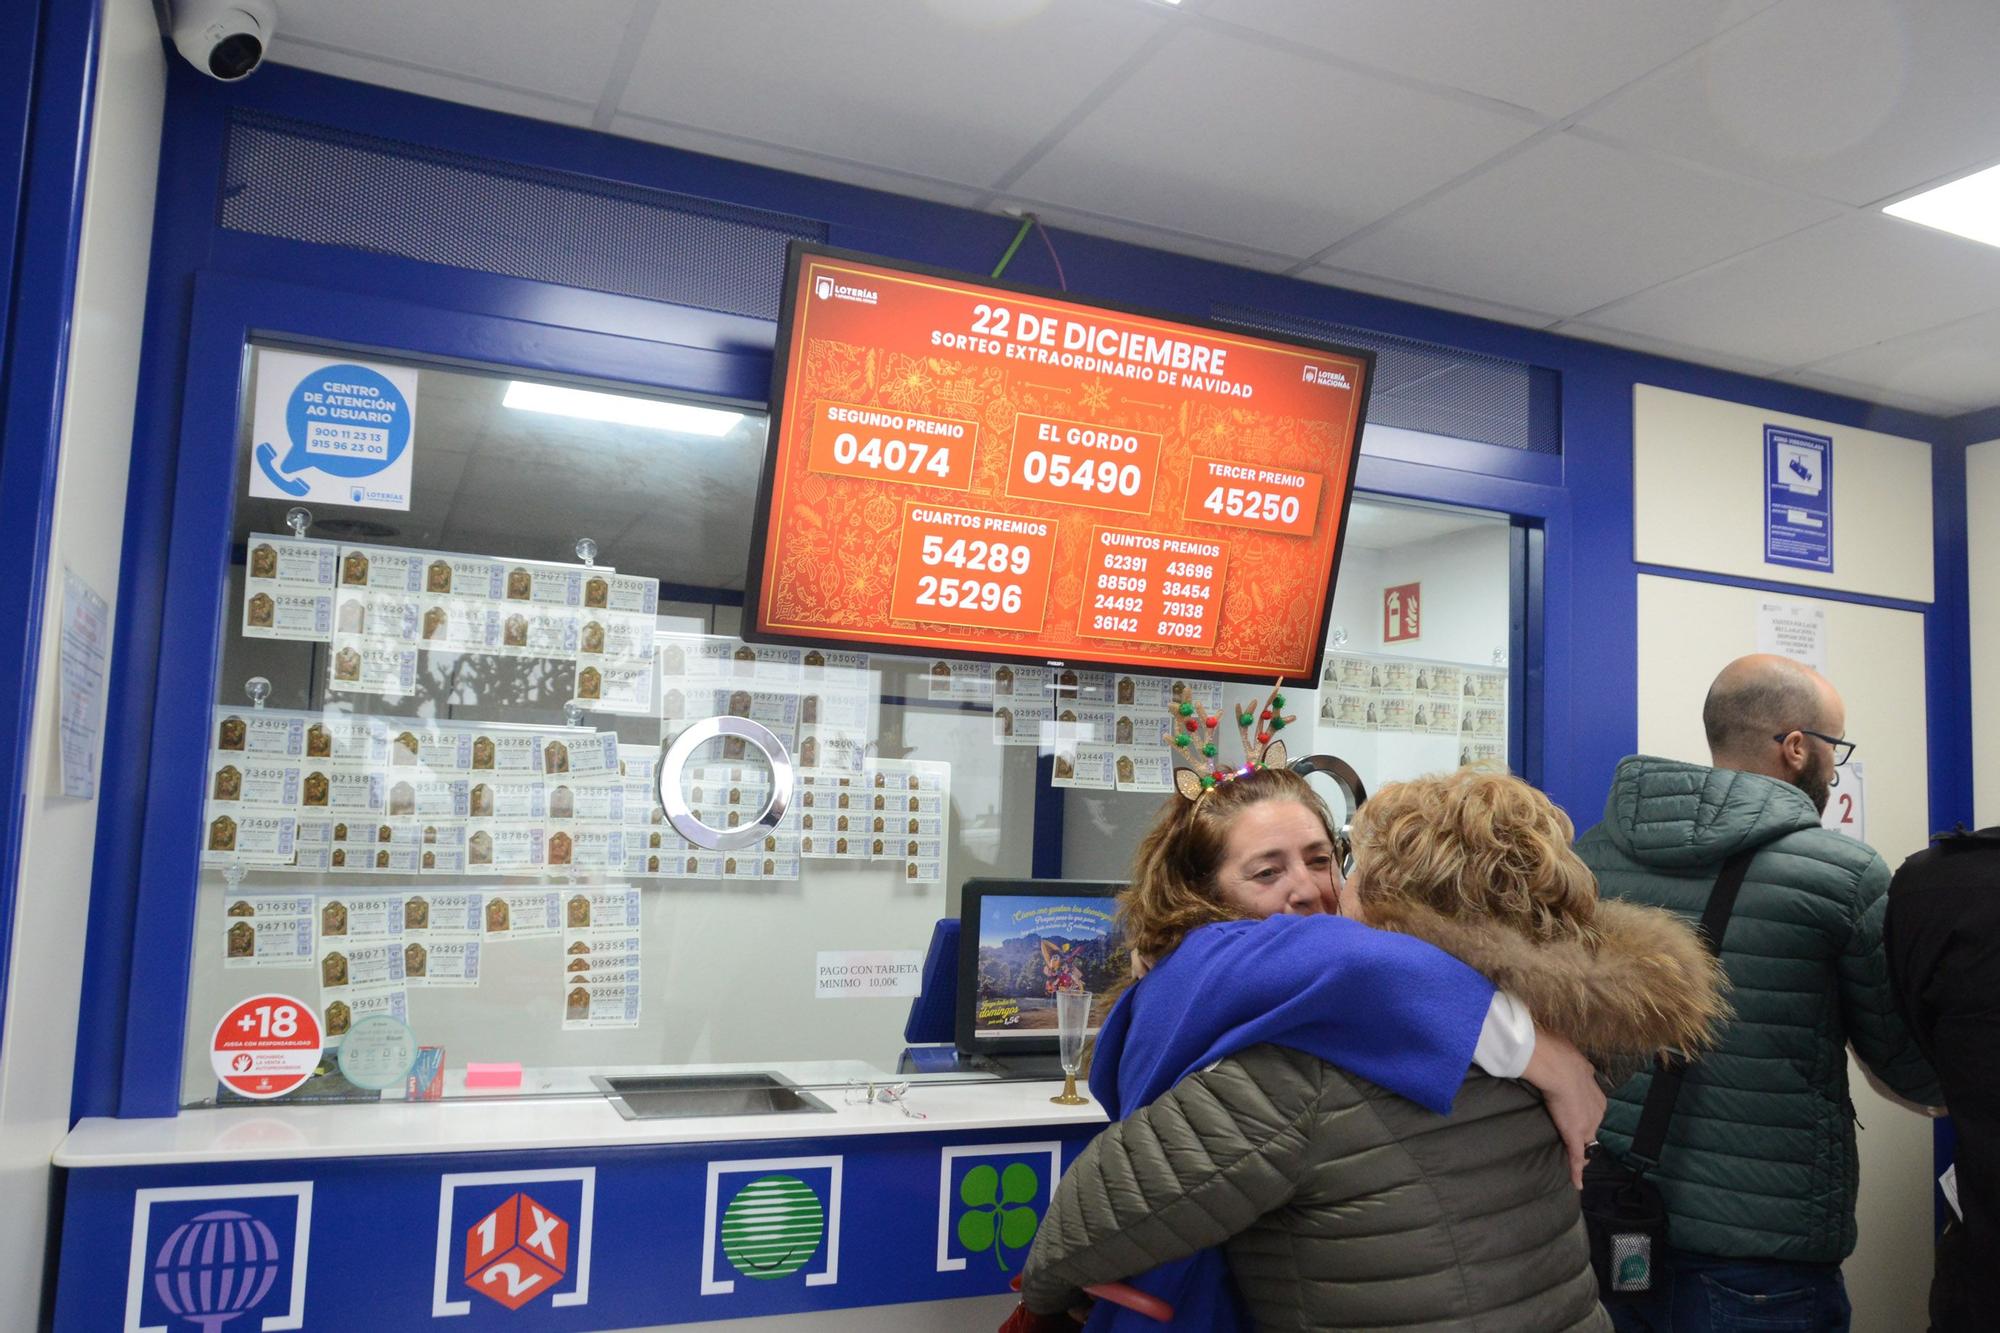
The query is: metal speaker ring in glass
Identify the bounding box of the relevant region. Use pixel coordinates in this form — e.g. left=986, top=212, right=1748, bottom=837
left=656, top=715, right=795, bottom=851
left=1290, top=752, right=1367, bottom=873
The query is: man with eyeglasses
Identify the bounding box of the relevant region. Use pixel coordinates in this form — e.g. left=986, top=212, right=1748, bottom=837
left=1577, top=653, right=1940, bottom=1331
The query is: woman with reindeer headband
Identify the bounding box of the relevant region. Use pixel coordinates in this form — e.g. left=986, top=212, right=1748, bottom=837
left=1008, top=685, right=1726, bottom=1332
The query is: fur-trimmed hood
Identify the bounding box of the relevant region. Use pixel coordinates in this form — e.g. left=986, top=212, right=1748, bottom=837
left=1363, top=895, right=1730, bottom=1074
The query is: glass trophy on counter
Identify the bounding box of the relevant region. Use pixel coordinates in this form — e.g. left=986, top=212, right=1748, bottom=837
left=1051, top=987, right=1091, bottom=1106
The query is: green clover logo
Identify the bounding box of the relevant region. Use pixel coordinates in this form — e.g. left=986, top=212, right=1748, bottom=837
left=956, top=1162, right=1041, bottom=1271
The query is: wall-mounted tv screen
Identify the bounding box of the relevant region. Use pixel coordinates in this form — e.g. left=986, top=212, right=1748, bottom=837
left=745, top=243, right=1374, bottom=685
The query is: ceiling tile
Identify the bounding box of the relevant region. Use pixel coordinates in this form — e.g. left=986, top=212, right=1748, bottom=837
left=1579, top=212, right=2000, bottom=366
left=1324, top=132, right=1839, bottom=316
left=620, top=1, right=1171, bottom=188
left=1196, top=0, right=1759, bottom=119
left=274, top=0, right=638, bottom=104
left=989, top=201, right=1301, bottom=274
left=1798, top=310, right=2000, bottom=413
left=1012, top=27, right=1541, bottom=257
left=1303, top=265, right=1562, bottom=329
left=1772, top=368, right=1959, bottom=417
left=1549, top=320, right=1788, bottom=377
left=607, top=116, right=990, bottom=210
left=1580, top=0, right=2000, bottom=205
left=267, top=48, right=595, bottom=126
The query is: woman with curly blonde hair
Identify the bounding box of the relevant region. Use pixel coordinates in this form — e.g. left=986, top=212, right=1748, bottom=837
left=1017, top=766, right=1726, bottom=1333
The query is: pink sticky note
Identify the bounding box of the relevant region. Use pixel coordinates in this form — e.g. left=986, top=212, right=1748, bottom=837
left=464, top=1062, right=522, bottom=1089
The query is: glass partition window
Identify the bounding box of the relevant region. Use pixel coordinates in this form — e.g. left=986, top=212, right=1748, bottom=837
left=183, top=344, right=1516, bottom=1108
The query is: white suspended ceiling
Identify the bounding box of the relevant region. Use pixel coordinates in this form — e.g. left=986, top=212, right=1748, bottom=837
left=266, top=0, right=2000, bottom=417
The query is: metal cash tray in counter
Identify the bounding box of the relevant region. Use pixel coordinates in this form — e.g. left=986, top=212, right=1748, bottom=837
left=590, top=1072, right=835, bottom=1120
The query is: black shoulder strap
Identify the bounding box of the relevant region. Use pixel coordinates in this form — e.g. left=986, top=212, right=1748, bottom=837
left=1624, top=847, right=1756, bottom=1172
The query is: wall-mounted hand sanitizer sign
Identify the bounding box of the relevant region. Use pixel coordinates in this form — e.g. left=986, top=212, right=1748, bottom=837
left=1764, top=424, right=1832, bottom=573
left=249, top=348, right=418, bottom=510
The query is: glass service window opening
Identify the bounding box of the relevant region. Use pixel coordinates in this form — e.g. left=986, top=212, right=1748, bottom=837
left=183, top=350, right=1516, bottom=1109
left=188, top=347, right=1051, bottom=1107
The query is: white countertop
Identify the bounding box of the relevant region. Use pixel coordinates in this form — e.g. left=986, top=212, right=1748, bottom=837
left=56, top=1077, right=1108, bottom=1168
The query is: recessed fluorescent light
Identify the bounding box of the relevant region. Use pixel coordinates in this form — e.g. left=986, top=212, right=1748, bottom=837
left=1884, top=162, right=2000, bottom=249
left=502, top=381, right=744, bottom=437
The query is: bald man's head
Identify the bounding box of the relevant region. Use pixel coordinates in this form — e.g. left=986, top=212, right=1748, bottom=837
left=1703, top=653, right=1841, bottom=774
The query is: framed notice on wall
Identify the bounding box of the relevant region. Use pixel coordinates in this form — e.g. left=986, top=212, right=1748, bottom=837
left=744, top=244, right=1375, bottom=686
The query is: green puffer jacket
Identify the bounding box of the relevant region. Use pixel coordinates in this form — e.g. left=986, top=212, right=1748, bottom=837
left=1021, top=1046, right=1610, bottom=1332
left=1576, top=755, right=1942, bottom=1263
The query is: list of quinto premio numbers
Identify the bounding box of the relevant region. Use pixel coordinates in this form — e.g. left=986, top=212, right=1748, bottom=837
left=1083, top=526, right=1227, bottom=648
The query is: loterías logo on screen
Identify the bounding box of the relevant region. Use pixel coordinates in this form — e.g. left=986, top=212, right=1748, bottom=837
left=1301, top=364, right=1351, bottom=389
left=812, top=272, right=878, bottom=305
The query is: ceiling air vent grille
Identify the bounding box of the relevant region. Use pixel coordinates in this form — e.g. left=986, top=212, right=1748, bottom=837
left=1212, top=305, right=1559, bottom=454
left=220, top=109, right=823, bottom=321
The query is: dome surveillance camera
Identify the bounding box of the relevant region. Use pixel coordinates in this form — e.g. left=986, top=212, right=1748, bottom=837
left=171, top=0, right=276, bottom=82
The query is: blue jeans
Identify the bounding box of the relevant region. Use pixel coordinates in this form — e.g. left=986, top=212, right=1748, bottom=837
left=1606, top=1249, right=1851, bottom=1332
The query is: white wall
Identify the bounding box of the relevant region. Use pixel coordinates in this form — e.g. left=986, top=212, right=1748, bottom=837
left=1305, top=519, right=1515, bottom=794
left=0, top=0, right=162, bottom=1323
left=1970, top=438, right=2000, bottom=828
left=1633, top=384, right=1934, bottom=602
left=1349, top=523, right=1513, bottom=668
left=1635, top=574, right=1934, bottom=1333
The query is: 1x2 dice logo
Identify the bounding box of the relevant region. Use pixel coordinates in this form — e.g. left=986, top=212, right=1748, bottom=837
left=464, top=1193, right=568, bottom=1310
left=431, top=1169, right=594, bottom=1318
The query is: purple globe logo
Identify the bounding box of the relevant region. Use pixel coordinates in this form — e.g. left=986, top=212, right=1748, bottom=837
left=151, top=1209, right=281, bottom=1331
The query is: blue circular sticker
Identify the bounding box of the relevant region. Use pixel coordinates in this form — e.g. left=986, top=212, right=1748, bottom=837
left=336, top=1014, right=419, bottom=1091
left=281, top=363, right=413, bottom=480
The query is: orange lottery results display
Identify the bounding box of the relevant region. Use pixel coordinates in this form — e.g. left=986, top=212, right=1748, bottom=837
left=746, top=245, right=1375, bottom=684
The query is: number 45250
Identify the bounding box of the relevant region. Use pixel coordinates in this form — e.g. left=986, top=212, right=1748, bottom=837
left=1202, top=486, right=1300, bottom=526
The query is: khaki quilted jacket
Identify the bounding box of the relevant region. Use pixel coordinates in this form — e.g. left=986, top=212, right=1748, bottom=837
left=1020, top=898, right=1726, bottom=1331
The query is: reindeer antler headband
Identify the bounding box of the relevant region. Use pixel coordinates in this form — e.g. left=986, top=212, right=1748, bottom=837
left=1163, top=678, right=1297, bottom=801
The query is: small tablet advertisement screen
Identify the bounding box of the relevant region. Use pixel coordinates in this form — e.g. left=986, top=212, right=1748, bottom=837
left=747, top=244, right=1374, bottom=684
left=972, top=894, right=1122, bottom=1042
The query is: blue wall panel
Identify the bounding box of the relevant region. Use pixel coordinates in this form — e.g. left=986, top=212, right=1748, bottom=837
left=0, top=1, right=44, bottom=362
left=0, top=0, right=100, bottom=1081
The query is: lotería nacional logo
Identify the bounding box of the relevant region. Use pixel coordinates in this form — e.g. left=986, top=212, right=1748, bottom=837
left=1301, top=364, right=1351, bottom=389
left=124, top=1183, right=312, bottom=1333
left=814, top=275, right=835, bottom=300
left=432, top=1169, right=594, bottom=1318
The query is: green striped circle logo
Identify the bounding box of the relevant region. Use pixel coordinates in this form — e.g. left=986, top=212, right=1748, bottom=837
left=720, top=1174, right=825, bottom=1280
